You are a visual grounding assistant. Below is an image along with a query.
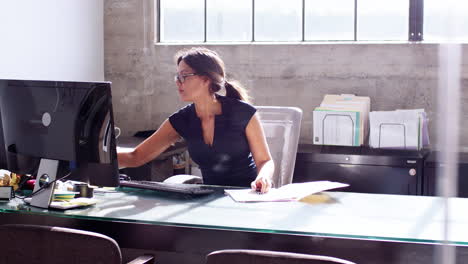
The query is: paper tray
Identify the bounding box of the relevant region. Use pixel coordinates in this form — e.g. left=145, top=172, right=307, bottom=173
left=313, top=110, right=361, bottom=146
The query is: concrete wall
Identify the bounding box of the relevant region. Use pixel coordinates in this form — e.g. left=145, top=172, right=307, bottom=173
left=104, top=0, right=468, bottom=147
left=0, top=0, right=104, bottom=81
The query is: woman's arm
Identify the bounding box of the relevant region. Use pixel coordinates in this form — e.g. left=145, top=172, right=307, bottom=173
left=117, top=119, right=181, bottom=169
left=245, top=113, right=275, bottom=193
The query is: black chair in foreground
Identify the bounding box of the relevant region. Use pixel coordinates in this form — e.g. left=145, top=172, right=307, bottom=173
left=206, top=249, right=356, bottom=264
left=0, top=224, right=155, bottom=264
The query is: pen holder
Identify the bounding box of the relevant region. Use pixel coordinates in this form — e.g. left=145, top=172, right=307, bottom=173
left=72, top=183, right=94, bottom=198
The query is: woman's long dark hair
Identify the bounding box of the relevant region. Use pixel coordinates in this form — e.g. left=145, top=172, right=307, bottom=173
left=175, top=47, right=251, bottom=103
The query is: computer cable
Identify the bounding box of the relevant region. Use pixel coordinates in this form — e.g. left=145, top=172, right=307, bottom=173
left=15, top=172, right=72, bottom=200
left=13, top=174, right=33, bottom=193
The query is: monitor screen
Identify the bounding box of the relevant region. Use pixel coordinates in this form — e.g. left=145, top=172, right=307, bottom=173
left=0, top=79, right=119, bottom=189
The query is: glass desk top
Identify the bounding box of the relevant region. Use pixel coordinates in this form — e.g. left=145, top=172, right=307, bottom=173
left=1, top=187, right=468, bottom=246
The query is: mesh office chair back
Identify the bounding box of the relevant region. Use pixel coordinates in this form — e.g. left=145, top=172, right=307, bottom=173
left=256, top=106, right=303, bottom=188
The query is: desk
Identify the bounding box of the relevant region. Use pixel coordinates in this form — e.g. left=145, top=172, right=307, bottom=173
left=1, top=189, right=468, bottom=264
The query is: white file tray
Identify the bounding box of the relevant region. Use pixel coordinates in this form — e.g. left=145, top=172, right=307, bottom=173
left=369, top=110, right=423, bottom=150
left=313, top=110, right=360, bottom=146
left=377, top=123, right=408, bottom=149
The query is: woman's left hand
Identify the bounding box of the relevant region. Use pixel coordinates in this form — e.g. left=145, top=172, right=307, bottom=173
left=251, top=176, right=272, bottom=194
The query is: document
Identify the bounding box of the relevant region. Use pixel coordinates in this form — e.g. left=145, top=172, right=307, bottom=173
left=224, top=181, right=349, bottom=203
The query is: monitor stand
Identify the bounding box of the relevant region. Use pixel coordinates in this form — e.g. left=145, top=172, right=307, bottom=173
left=30, top=158, right=59, bottom=209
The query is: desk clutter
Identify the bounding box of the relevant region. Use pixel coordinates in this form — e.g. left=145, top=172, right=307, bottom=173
left=0, top=169, right=21, bottom=190
left=0, top=169, right=98, bottom=209
left=313, top=94, right=430, bottom=150
left=0, top=169, right=21, bottom=200
left=31, top=180, right=97, bottom=209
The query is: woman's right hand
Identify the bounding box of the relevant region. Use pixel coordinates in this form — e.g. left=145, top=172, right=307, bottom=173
left=250, top=176, right=272, bottom=194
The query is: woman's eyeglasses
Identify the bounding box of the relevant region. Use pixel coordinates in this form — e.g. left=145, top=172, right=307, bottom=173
left=174, top=73, right=197, bottom=83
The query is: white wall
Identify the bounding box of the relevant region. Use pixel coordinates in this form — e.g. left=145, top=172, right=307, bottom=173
left=0, top=0, right=104, bottom=82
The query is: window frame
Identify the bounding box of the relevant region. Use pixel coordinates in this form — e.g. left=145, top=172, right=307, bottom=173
left=155, top=0, right=424, bottom=43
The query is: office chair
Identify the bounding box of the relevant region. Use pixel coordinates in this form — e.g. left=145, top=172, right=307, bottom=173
left=206, top=249, right=356, bottom=264
left=256, top=106, right=303, bottom=187
left=0, top=224, right=155, bottom=264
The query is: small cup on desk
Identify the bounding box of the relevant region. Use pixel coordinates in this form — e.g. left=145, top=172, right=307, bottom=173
left=72, top=183, right=94, bottom=198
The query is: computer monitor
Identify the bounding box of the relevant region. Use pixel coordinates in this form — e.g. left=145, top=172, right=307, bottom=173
left=0, top=79, right=119, bottom=208
left=0, top=109, right=6, bottom=170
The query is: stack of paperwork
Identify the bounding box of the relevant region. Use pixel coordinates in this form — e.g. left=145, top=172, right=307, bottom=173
left=225, top=181, right=349, bottom=203
left=313, top=94, right=370, bottom=146
left=369, top=109, right=429, bottom=150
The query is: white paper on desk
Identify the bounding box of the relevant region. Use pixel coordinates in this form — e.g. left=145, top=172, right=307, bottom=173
left=224, top=181, right=349, bottom=203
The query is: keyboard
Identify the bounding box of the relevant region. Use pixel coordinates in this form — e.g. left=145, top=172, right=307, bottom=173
left=119, top=180, right=215, bottom=196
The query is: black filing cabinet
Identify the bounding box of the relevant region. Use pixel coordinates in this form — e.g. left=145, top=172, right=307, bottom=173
left=118, top=137, right=188, bottom=181
left=293, top=144, right=428, bottom=195
left=423, top=151, right=468, bottom=197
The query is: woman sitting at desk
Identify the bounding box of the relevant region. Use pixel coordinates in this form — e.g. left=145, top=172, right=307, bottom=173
left=117, top=47, right=274, bottom=193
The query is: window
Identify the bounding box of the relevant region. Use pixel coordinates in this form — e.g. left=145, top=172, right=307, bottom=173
left=305, top=0, right=355, bottom=41
left=255, top=0, right=302, bottom=41
left=357, top=0, right=408, bottom=41
left=159, top=0, right=204, bottom=42
left=424, top=0, right=468, bottom=42
left=157, top=0, right=451, bottom=43
left=207, top=0, right=252, bottom=41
